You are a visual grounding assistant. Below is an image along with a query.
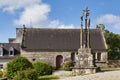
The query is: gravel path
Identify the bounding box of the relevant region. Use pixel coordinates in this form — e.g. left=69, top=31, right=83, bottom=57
left=59, top=70, right=120, bottom=80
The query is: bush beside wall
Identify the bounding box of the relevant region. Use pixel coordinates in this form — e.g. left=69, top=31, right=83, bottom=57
left=33, top=61, right=52, bottom=76
left=5, top=56, right=33, bottom=79
left=15, top=69, right=38, bottom=80
left=62, top=61, right=72, bottom=71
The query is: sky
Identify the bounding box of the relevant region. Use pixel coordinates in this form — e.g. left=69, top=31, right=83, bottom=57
left=0, top=0, right=120, bottom=42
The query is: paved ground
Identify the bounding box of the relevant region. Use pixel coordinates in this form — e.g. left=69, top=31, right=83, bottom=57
left=53, top=70, right=120, bottom=80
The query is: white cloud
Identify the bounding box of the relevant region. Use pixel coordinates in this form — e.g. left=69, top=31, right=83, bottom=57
left=43, top=20, right=74, bottom=28
left=14, top=4, right=74, bottom=28
left=14, top=4, right=50, bottom=26
left=96, top=14, right=120, bottom=29
left=0, top=0, right=75, bottom=28
left=0, top=0, right=40, bottom=13
left=58, top=24, right=74, bottom=29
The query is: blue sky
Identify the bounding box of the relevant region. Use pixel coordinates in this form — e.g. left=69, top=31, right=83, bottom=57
left=0, top=0, right=120, bottom=42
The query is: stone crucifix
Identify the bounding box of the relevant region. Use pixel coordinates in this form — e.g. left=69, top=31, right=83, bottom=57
left=82, top=7, right=90, bottom=48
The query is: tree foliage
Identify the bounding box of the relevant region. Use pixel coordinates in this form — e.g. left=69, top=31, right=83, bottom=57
left=104, top=30, right=120, bottom=60
left=96, top=24, right=120, bottom=60
left=96, top=24, right=105, bottom=30
left=6, top=56, right=33, bottom=79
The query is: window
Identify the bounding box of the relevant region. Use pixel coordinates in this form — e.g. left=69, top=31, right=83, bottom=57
left=97, top=52, right=101, bottom=61
left=92, top=52, right=96, bottom=60
left=0, top=46, right=3, bottom=56
left=9, top=47, right=14, bottom=56
left=71, top=52, right=75, bottom=61
left=0, top=64, right=3, bottom=70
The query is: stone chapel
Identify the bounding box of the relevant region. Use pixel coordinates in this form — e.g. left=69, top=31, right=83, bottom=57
left=0, top=8, right=108, bottom=71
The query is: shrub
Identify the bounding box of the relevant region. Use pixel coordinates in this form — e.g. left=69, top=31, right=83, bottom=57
left=0, top=71, right=3, bottom=77
left=62, top=61, right=72, bottom=71
left=15, top=69, right=38, bottom=80
left=15, top=70, right=26, bottom=80
left=33, top=61, right=52, bottom=76
left=6, top=56, right=33, bottom=79
left=51, top=66, right=56, bottom=71
left=25, top=69, right=38, bottom=80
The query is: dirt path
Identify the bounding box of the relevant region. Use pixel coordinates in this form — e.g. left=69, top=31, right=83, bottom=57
left=59, top=70, right=120, bottom=80
left=53, top=70, right=120, bottom=80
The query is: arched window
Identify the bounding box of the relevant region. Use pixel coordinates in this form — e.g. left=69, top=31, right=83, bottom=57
left=0, top=45, right=3, bottom=56
left=9, top=47, right=14, bottom=56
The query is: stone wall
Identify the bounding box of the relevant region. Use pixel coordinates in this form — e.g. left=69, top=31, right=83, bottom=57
left=108, top=60, right=120, bottom=67
left=95, top=52, right=108, bottom=67
left=21, top=50, right=72, bottom=66
left=101, top=52, right=108, bottom=62
left=11, top=28, right=23, bottom=43
left=21, top=49, right=108, bottom=67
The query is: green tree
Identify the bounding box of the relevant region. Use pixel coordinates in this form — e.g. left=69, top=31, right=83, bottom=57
left=6, top=56, right=33, bottom=79
left=104, top=30, right=120, bottom=60
left=96, top=24, right=120, bottom=60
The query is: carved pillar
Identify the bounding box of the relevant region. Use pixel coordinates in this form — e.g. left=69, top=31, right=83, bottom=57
left=80, top=16, right=83, bottom=48
left=87, top=18, right=90, bottom=48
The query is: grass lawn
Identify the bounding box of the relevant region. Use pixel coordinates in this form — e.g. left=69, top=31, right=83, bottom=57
left=39, top=75, right=59, bottom=80
left=100, top=67, right=120, bottom=71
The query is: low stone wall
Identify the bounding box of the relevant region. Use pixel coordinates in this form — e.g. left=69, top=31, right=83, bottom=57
left=108, top=60, right=120, bottom=68
left=95, top=61, right=108, bottom=67
left=72, top=67, right=97, bottom=75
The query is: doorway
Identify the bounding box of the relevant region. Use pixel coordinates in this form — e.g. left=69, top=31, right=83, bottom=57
left=56, top=55, right=63, bottom=69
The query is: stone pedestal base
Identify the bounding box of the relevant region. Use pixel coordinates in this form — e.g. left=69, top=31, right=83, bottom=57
left=72, top=67, right=97, bottom=75
left=72, top=48, right=97, bottom=75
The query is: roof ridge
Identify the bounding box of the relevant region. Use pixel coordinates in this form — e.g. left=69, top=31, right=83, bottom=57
left=16, top=28, right=98, bottom=30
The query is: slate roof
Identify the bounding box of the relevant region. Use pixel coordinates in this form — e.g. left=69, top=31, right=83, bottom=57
left=0, top=43, right=20, bottom=58
left=22, top=28, right=107, bottom=51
